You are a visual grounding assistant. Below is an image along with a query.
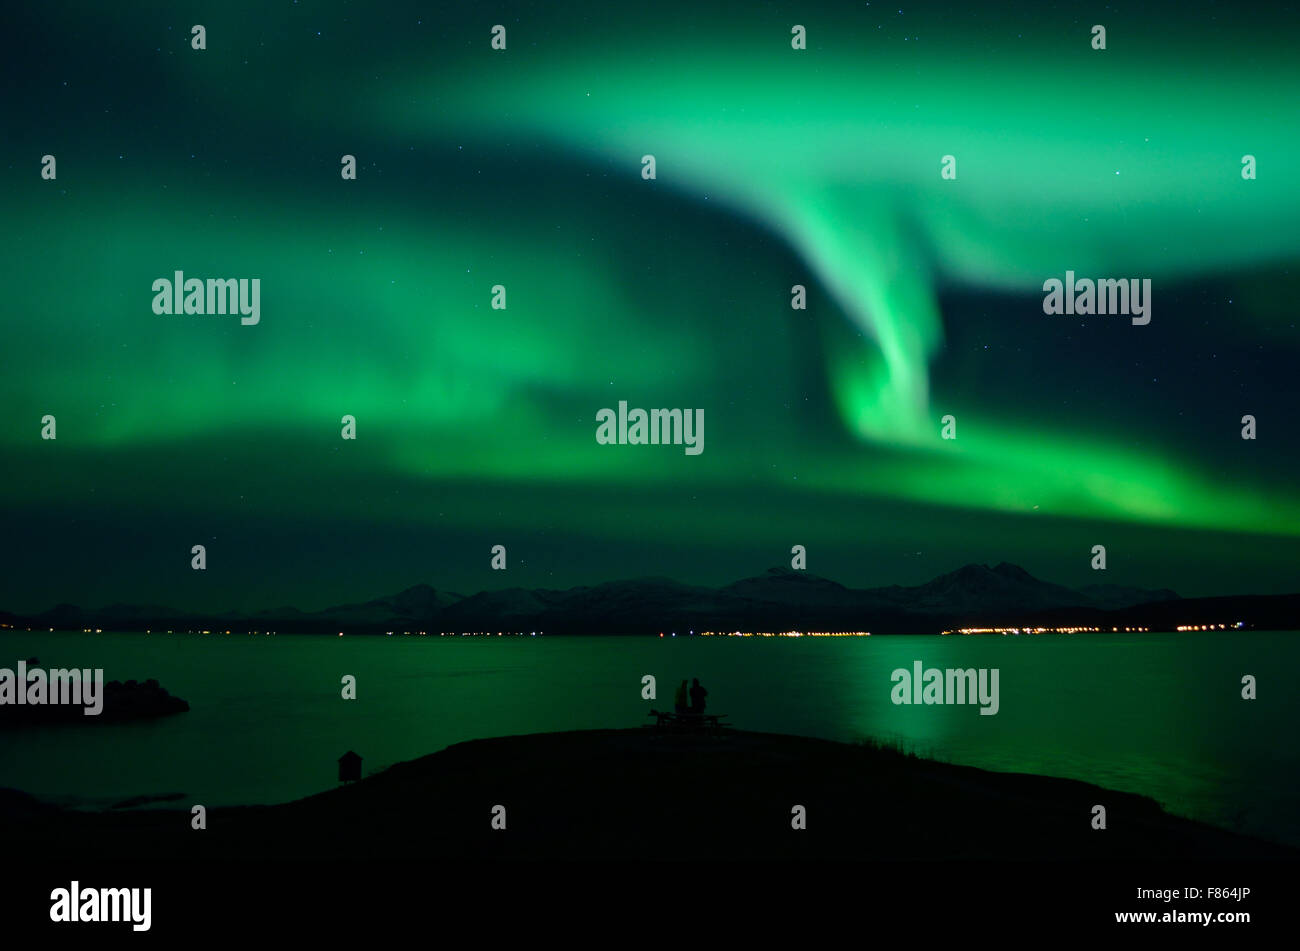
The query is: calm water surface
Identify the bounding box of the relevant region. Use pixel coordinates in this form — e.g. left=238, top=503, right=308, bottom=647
left=0, top=631, right=1295, bottom=846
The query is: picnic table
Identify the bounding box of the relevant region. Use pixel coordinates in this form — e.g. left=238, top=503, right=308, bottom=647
left=646, top=709, right=729, bottom=732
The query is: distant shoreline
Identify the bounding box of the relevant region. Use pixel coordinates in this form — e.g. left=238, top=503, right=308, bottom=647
left=4, top=561, right=1296, bottom=635
left=2, top=625, right=1295, bottom=637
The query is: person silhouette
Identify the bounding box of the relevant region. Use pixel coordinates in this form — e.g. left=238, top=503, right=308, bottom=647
left=689, top=677, right=708, bottom=715
left=674, top=679, right=689, bottom=715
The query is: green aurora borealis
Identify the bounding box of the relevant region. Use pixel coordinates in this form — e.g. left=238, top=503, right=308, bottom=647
left=3, top=1, right=1299, bottom=612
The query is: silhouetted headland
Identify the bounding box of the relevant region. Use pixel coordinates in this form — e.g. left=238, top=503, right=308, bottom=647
left=0, top=677, right=189, bottom=727
left=1, top=729, right=1292, bottom=860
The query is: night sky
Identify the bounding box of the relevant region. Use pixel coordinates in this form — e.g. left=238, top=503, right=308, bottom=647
left=3, top=1, right=1298, bottom=614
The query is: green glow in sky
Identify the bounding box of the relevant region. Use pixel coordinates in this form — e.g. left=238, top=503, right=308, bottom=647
left=3, top=2, right=1299, bottom=608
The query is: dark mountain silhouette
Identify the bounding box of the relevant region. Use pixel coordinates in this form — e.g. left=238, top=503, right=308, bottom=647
left=1078, top=582, right=1181, bottom=611
left=721, top=567, right=859, bottom=606
left=865, top=562, right=1174, bottom=614
left=303, top=584, right=465, bottom=625
left=2, top=564, right=1293, bottom=635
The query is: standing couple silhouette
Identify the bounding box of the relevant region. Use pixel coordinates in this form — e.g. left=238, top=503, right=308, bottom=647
left=673, top=677, right=708, bottom=716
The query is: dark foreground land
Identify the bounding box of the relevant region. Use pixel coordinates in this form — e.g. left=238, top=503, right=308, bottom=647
left=1, top=729, right=1293, bottom=861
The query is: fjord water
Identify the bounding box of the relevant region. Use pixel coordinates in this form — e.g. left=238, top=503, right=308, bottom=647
left=1, top=631, right=1296, bottom=847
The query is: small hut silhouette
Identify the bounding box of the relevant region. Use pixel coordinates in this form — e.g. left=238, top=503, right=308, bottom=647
left=338, top=750, right=362, bottom=783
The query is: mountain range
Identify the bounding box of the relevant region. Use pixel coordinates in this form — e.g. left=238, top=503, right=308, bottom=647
left=3, top=562, right=1296, bottom=634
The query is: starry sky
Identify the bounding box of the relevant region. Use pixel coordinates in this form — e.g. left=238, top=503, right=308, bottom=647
left=3, top=0, right=1299, bottom=613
